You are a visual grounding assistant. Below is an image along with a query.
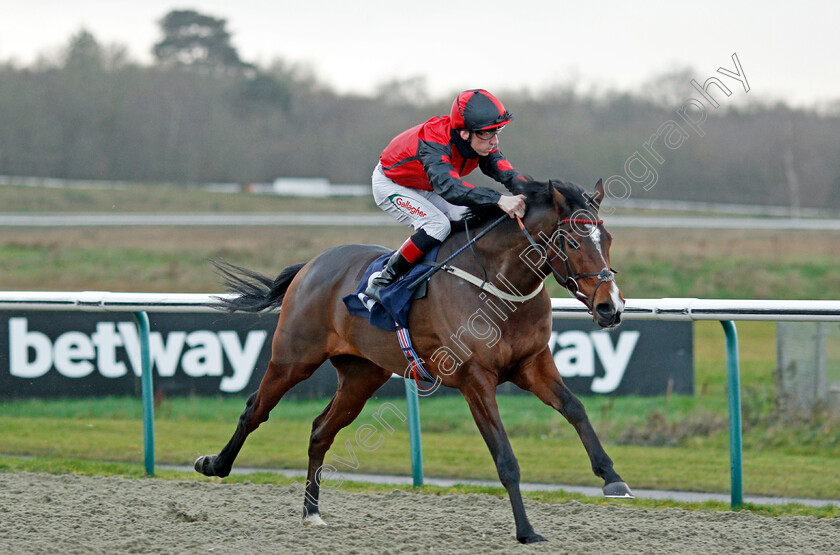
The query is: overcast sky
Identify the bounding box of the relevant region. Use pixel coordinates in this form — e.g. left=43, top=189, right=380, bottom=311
left=2, top=0, right=838, bottom=107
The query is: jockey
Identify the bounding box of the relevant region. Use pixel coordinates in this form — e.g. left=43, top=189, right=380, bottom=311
left=365, top=88, right=528, bottom=303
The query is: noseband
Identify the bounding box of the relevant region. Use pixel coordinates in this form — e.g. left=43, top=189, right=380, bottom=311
left=516, top=215, right=616, bottom=313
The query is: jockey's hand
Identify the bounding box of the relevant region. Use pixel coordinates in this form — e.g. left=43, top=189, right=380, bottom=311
left=497, top=194, right=527, bottom=219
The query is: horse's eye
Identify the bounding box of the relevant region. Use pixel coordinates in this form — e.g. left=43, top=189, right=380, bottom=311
left=569, top=239, right=580, bottom=250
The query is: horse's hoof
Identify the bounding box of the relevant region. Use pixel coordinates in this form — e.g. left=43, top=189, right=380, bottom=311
left=603, top=481, right=634, bottom=499
left=517, top=532, right=547, bottom=544
left=194, top=455, right=214, bottom=476
left=302, top=513, right=327, bottom=526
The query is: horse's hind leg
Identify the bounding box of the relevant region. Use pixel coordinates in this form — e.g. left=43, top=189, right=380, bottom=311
left=512, top=346, right=633, bottom=498
left=195, top=359, right=321, bottom=478
left=300, top=355, right=391, bottom=525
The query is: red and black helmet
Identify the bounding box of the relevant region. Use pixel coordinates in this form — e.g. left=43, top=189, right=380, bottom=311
left=449, top=89, right=514, bottom=131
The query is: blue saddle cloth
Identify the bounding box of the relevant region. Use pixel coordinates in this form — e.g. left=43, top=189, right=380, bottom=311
left=342, top=246, right=440, bottom=331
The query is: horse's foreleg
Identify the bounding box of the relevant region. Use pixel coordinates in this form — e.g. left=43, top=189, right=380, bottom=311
left=195, top=360, right=321, bottom=478
left=512, top=347, right=633, bottom=498
left=300, top=356, right=391, bottom=525
left=460, top=372, right=546, bottom=544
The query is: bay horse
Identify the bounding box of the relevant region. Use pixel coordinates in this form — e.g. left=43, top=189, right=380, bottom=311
left=195, top=178, right=632, bottom=544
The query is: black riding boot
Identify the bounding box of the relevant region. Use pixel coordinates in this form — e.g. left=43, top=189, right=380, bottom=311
left=364, top=251, right=414, bottom=303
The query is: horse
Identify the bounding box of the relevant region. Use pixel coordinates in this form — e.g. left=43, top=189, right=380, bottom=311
left=195, top=178, right=632, bottom=544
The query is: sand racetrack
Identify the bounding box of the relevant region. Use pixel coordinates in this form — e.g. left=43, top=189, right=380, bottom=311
left=1, top=472, right=838, bottom=554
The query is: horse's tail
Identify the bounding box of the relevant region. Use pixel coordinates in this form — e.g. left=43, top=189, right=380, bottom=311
left=210, top=260, right=307, bottom=313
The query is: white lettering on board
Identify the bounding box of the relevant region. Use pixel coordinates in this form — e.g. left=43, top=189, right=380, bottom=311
left=7, top=317, right=267, bottom=393
left=551, top=330, right=640, bottom=394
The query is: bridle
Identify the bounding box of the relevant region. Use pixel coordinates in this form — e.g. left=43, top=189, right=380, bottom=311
left=407, top=211, right=617, bottom=313
left=516, top=215, right=617, bottom=313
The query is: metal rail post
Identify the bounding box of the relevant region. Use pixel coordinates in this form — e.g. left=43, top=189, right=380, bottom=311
left=134, top=311, right=155, bottom=476
left=720, top=320, right=743, bottom=509
left=404, top=380, right=424, bottom=487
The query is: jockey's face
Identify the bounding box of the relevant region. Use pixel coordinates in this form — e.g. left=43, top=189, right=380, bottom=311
left=459, top=129, right=500, bottom=156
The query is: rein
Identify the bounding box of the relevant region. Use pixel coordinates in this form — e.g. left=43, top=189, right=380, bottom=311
left=405, top=210, right=615, bottom=311
left=407, top=214, right=508, bottom=290
left=515, top=215, right=615, bottom=313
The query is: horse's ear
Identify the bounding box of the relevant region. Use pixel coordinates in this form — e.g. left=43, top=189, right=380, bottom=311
left=510, top=175, right=531, bottom=196
left=550, top=180, right=572, bottom=216
left=590, top=179, right=605, bottom=212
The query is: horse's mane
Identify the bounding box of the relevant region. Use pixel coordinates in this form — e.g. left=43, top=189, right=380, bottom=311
left=512, top=178, right=593, bottom=213
left=510, top=179, right=552, bottom=206
left=449, top=178, right=593, bottom=233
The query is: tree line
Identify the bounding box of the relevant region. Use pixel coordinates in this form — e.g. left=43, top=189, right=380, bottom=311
left=0, top=10, right=838, bottom=210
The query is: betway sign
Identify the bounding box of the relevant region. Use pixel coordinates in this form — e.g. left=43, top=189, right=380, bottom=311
left=0, top=313, right=692, bottom=398
left=9, top=318, right=264, bottom=392
left=1, top=312, right=276, bottom=398
left=543, top=320, right=693, bottom=396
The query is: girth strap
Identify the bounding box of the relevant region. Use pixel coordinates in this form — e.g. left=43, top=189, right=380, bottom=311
left=396, top=325, right=437, bottom=392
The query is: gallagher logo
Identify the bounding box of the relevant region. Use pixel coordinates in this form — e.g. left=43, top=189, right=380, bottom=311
left=388, top=195, right=428, bottom=218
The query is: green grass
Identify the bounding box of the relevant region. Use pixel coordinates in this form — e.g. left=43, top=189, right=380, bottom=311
left=0, top=243, right=217, bottom=292
left=4, top=234, right=839, bottom=299
left=612, top=256, right=840, bottom=299
left=2, top=182, right=840, bottom=299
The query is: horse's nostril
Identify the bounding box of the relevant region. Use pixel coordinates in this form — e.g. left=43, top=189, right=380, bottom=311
left=595, top=303, right=614, bottom=317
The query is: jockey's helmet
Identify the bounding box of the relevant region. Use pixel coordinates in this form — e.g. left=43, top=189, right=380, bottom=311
left=449, top=89, right=514, bottom=131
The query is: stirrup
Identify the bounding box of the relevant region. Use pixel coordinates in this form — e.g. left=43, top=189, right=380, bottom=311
left=364, top=251, right=412, bottom=303
left=364, top=272, right=391, bottom=303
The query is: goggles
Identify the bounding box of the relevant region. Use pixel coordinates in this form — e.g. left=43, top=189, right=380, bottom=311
left=473, top=125, right=505, bottom=140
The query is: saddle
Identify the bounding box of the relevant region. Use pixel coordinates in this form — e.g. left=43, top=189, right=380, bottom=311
left=342, top=246, right=441, bottom=331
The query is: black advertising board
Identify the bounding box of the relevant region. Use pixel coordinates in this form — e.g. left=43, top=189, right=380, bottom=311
left=538, top=319, right=693, bottom=396
left=1, top=312, right=276, bottom=398
left=0, top=312, right=692, bottom=399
